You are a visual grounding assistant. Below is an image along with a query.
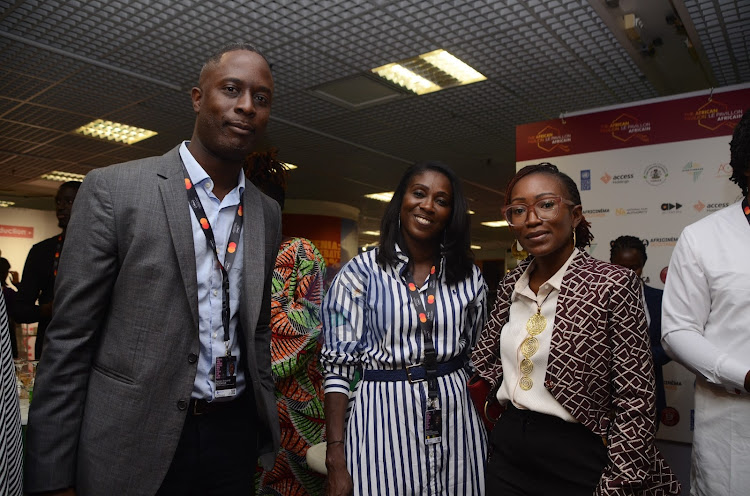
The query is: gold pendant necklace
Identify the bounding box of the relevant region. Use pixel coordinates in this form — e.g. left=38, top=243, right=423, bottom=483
left=519, top=291, right=552, bottom=391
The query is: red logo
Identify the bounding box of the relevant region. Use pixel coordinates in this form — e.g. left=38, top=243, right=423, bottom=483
left=660, top=267, right=668, bottom=283
left=661, top=407, right=680, bottom=427
left=693, top=200, right=705, bottom=212
left=600, top=173, right=612, bottom=184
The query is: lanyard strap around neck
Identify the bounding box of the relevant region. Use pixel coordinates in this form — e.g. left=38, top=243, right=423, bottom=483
left=743, top=198, right=750, bottom=227
left=405, top=265, right=439, bottom=401
left=53, top=235, right=63, bottom=277
left=181, top=164, right=244, bottom=346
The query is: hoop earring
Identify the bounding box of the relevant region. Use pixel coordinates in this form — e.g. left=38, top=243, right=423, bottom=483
left=511, top=240, right=528, bottom=261
left=572, top=228, right=577, bottom=248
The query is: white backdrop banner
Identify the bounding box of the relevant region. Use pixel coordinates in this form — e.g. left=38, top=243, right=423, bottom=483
left=515, top=85, right=750, bottom=443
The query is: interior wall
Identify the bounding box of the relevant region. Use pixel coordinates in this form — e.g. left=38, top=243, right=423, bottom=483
left=0, top=207, right=60, bottom=282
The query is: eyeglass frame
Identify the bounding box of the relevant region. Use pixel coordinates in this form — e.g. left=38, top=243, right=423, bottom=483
left=502, top=195, right=577, bottom=227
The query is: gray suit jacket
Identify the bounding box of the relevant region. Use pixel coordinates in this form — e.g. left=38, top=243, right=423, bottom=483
left=24, top=146, right=282, bottom=495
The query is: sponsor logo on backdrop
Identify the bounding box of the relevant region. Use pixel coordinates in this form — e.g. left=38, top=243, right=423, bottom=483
left=707, top=202, right=730, bottom=212
left=601, top=172, right=612, bottom=184
left=580, top=170, right=591, bottom=191
left=650, top=237, right=678, bottom=247
left=528, top=125, right=571, bottom=153
left=716, top=162, right=732, bottom=177
left=682, top=161, right=704, bottom=181
left=660, top=267, right=668, bottom=283
left=693, top=200, right=705, bottom=212
left=661, top=202, right=682, bottom=213
left=601, top=113, right=651, bottom=143
left=616, top=207, right=648, bottom=216
left=684, top=99, right=744, bottom=131
left=661, top=407, right=680, bottom=428
left=582, top=208, right=609, bottom=218
left=644, top=163, right=668, bottom=186
left=0, top=225, right=34, bottom=238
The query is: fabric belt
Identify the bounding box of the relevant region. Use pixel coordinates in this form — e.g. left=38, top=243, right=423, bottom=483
left=362, top=355, right=466, bottom=383
left=188, top=394, right=247, bottom=416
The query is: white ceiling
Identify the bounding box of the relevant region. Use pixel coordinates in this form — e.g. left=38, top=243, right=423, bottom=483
left=0, top=0, right=747, bottom=256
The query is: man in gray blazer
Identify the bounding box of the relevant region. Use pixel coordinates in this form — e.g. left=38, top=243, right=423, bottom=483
left=24, top=43, right=281, bottom=496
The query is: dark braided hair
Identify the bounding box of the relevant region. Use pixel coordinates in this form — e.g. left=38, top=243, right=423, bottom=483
left=729, top=109, right=750, bottom=196
left=610, top=235, right=647, bottom=266
left=504, top=162, right=593, bottom=249
left=245, top=148, right=288, bottom=208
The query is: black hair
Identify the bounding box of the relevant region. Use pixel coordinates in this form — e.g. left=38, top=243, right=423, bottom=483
left=245, top=149, right=287, bottom=209
left=504, top=162, right=593, bottom=249
left=58, top=180, right=82, bottom=192
left=376, top=161, right=474, bottom=285
left=199, top=43, right=270, bottom=84
left=0, top=257, right=9, bottom=282
left=729, top=108, right=750, bottom=196
left=610, top=235, right=647, bottom=266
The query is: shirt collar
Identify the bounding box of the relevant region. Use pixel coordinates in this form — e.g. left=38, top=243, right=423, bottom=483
left=514, top=247, right=579, bottom=294
left=179, top=141, right=246, bottom=198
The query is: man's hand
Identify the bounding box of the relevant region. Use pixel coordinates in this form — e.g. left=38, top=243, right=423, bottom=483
left=9, top=270, right=19, bottom=286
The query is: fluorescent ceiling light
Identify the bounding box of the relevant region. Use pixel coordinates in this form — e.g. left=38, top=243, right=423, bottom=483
left=419, top=49, right=486, bottom=85
left=371, top=49, right=486, bottom=96
left=40, top=170, right=87, bottom=182
left=467, top=210, right=475, bottom=215
left=481, top=220, right=509, bottom=228
left=0, top=200, right=15, bottom=208
left=470, top=244, right=481, bottom=250
left=372, top=63, right=441, bottom=95
left=364, top=191, right=394, bottom=202
left=75, top=119, right=157, bottom=145
left=361, top=230, right=380, bottom=236
left=281, top=162, right=298, bottom=170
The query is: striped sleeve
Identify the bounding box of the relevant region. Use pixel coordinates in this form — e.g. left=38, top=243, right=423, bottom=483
left=0, top=292, right=23, bottom=495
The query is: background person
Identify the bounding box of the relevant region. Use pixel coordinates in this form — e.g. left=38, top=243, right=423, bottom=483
left=610, top=235, right=670, bottom=429
left=322, top=161, right=487, bottom=496
left=24, top=43, right=281, bottom=496
left=473, top=163, right=679, bottom=495
left=661, top=108, right=750, bottom=495
left=13, top=180, right=80, bottom=359
left=0, top=257, right=19, bottom=358
left=247, top=151, right=327, bottom=496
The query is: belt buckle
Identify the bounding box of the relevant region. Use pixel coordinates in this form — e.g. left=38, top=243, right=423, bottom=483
left=405, top=364, right=425, bottom=384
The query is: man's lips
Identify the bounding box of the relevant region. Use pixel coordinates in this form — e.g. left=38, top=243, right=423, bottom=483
left=226, top=122, right=254, bottom=134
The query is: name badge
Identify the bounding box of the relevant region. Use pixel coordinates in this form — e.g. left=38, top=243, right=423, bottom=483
left=214, top=355, right=237, bottom=398
left=425, top=406, right=442, bottom=445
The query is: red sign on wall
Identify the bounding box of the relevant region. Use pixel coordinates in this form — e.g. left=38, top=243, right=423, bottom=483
left=516, top=87, right=750, bottom=162
left=0, top=224, right=34, bottom=238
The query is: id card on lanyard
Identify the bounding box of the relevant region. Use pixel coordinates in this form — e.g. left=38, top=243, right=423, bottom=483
left=406, top=265, right=442, bottom=445
left=181, top=162, right=243, bottom=399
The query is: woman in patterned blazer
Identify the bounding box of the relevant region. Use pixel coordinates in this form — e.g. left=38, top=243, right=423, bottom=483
left=473, top=163, right=679, bottom=495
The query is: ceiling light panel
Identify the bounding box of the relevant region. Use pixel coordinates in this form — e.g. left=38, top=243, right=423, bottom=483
left=364, top=192, right=394, bottom=202
left=75, top=119, right=158, bottom=145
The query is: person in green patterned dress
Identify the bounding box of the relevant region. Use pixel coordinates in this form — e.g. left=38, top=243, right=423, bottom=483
left=247, top=152, right=327, bottom=496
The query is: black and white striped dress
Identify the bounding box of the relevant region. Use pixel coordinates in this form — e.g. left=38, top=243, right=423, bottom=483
left=0, top=292, right=22, bottom=495
left=321, top=248, right=487, bottom=496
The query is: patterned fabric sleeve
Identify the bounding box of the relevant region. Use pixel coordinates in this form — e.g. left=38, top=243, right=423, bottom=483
left=320, top=255, right=369, bottom=394
left=0, top=292, right=23, bottom=495
left=270, top=238, right=326, bottom=380
left=465, top=266, right=488, bottom=351
left=596, top=269, right=656, bottom=495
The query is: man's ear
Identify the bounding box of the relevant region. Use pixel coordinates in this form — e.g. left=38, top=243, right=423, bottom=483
left=191, top=86, right=202, bottom=113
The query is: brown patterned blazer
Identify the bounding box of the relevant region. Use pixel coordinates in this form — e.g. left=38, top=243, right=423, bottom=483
left=473, top=251, right=680, bottom=495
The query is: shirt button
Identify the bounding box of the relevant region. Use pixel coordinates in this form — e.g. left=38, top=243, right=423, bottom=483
left=213, top=289, right=218, bottom=296
left=177, top=399, right=188, bottom=410
left=188, top=353, right=198, bottom=364
left=213, top=332, right=217, bottom=339
left=205, top=182, right=212, bottom=191
left=545, top=380, right=554, bottom=388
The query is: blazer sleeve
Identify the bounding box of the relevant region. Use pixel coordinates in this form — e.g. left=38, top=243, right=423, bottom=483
left=13, top=243, right=46, bottom=324
left=24, top=169, right=119, bottom=493
left=596, top=270, right=656, bottom=495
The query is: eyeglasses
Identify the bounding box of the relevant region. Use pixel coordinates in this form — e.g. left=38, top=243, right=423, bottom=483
left=502, top=196, right=575, bottom=226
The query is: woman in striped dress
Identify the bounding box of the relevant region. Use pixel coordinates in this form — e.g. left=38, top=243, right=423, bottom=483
left=322, top=161, right=487, bottom=496
left=0, top=292, right=23, bottom=495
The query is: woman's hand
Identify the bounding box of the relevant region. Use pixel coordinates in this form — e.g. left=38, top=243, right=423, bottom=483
left=325, top=443, right=353, bottom=496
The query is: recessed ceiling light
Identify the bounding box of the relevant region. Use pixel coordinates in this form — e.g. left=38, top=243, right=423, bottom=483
left=0, top=200, right=15, bottom=208
left=467, top=210, right=475, bottom=215
left=40, top=170, right=87, bottom=182
left=364, top=192, right=394, bottom=202
left=481, top=220, right=509, bottom=228
left=75, top=119, right=157, bottom=145
left=281, top=162, right=298, bottom=170
left=371, top=49, right=486, bottom=96
left=361, top=230, right=380, bottom=236
left=470, top=244, right=481, bottom=250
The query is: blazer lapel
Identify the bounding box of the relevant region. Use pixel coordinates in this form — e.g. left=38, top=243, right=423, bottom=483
left=239, top=185, right=266, bottom=346
left=157, top=147, right=200, bottom=331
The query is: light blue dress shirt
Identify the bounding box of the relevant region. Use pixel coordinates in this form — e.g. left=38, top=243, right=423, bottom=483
left=179, top=142, right=246, bottom=402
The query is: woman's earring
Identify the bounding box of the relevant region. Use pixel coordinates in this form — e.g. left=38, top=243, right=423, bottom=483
left=572, top=228, right=577, bottom=248
left=511, top=240, right=528, bottom=261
